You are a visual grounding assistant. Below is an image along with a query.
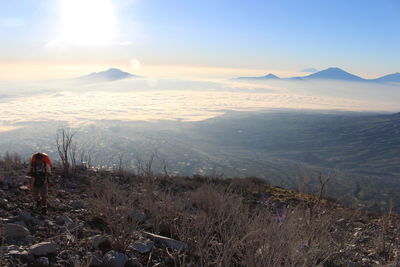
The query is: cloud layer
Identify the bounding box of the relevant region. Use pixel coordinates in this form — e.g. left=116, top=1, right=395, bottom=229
left=0, top=78, right=398, bottom=131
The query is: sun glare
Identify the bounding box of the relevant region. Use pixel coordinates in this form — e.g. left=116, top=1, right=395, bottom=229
left=55, top=0, right=117, bottom=46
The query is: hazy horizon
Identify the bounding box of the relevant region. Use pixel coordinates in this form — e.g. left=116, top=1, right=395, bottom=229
left=1, top=0, right=399, bottom=80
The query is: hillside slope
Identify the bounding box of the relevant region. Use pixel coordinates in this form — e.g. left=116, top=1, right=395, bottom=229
left=1, top=160, right=400, bottom=266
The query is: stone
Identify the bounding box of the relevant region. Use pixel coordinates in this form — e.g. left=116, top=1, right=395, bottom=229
left=13, top=220, right=28, bottom=228
left=25, top=254, right=35, bottom=263
left=26, top=235, right=36, bottom=244
left=4, top=223, right=30, bottom=239
left=55, top=215, right=74, bottom=226
left=103, top=250, right=128, bottom=267
left=30, top=242, right=57, bottom=256
left=131, top=239, right=154, bottom=253
left=0, top=198, right=9, bottom=210
left=58, top=204, right=69, bottom=211
left=2, top=245, right=28, bottom=256
left=143, top=232, right=187, bottom=251
left=361, top=258, right=369, bottom=263
left=36, top=256, right=50, bottom=266
left=47, top=198, right=61, bottom=207
left=88, top=252, right=103, bottom=267
left=91, top=234, right=113, bottom=251
left=125, top=257, right=142, bottom=267
left=368, top=251, right=379, bottom=259
left=70, top=200, right=84, bottom=209
left=357, top=236, right=371, bottom=243
left=18, top=211, right=39, bottom=224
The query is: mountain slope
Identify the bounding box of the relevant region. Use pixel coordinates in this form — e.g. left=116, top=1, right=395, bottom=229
left=0, top=164, right=399, bottom=266
left=184, top=111, right=400, bottom=211
left=371, top=72, right=400, bottom=83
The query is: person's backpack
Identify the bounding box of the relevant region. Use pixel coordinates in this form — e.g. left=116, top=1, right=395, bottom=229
left=30, top=153, right=51, bottom=188
left=31, top=153, right=51, bottom=166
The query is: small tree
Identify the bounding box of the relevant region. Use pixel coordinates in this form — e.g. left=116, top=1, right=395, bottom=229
left=56, top=129, right=76, bottom=178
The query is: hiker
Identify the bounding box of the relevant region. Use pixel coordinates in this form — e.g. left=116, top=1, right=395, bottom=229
left=27, top=152, right=51, bottom=214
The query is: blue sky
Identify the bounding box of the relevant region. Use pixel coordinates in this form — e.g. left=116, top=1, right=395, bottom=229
left=0, top=0, right=399, bottom=78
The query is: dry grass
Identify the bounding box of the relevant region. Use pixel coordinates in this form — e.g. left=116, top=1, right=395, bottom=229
left=0, top=152, right=23, bottom=172
left=87, top=174, right=345, bottom=266
left=2, top=153, right=398, bottom=266
left=88, top=177, right=140, bottom=252
left=171, top=184, right=340, bottom=266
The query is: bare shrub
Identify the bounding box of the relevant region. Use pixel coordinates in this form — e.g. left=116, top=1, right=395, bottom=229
left=166, top=183, right=340, bottom=266
left=373, top=204, right=399, bottom=261
left=0, top=152, right=23, bottom=171
left=88, top=177, right=139, bottom=252
left=56, top=129, right=76, bottom=177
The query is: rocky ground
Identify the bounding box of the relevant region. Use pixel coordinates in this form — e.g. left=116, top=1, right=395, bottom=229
left=0, top=164, right=400, bottom=266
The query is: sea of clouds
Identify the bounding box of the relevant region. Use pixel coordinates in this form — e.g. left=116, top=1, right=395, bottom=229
left=0, top=77, right=399, bottom=132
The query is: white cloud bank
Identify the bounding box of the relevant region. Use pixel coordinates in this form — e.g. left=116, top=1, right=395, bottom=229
left=0, top=77, right=399, bottom=131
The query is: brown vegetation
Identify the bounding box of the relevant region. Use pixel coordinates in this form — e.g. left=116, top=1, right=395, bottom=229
left=0, top=154, right=400, bottom=266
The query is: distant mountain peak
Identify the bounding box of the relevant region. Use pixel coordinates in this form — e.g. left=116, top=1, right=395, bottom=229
left=300, top=68, right=318, bottom=73
left=78, top=68, right=136, bottom=83
left=236, top=67, right=400, bottom=83
left=236, top=73, right=280, bottom=80
left=263, top=73, right=280, bottom=79
left=302, top=67, right=365, bottom=81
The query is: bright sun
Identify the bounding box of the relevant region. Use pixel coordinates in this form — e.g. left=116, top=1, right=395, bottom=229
left=56, top=0, right=117, bottom=46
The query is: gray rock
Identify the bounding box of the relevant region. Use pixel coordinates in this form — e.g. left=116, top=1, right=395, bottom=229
left=103, top=250, right=128, bottom=267
left=0, top=198, right=8, bottom=209
left=26, top=235, right=36, bottom=244
left=47, top=198, right=61, bottom=207
left=2, top=245, right=28, bottom=256
left=25, top=253, right=35, bottom=263
left=131, top=239, right=153, bottom=253
left=36, top=256, right=50, bottom=266
left=70, top=200, right=84, bottom=209
left=126, top=257, right=142, bottom=267
left=55, top=215, right=74, bottom=226
left=91, top=234, right=113, bottom=251
left=88, top=252, right=103, bottom=267
left=4, top=223, right=30, bottom=239
left=58, top=204, right=69, bottom=211
left=3, top=175, right=25, bottom=188
left=30, top=242, right=57, bottom=256
left=13, top=220, right=28, bottom=228
left=367, top=251, right=379, bottom=259
left=18, top=211, right=39, bottom=224
left=143, top=232, right=187, bottom=251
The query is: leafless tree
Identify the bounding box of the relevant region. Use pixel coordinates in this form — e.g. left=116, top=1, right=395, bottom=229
left=79, top=149, right=92, bottom=169
left=134, top=152, right=143, bottom=176
left=117, top=153, right=124, bottom=173
left=318, top=171, right=336, bottom=201
left=70, top=142, right=77, bottom=173
left=56, top=129, right=76, bottom=177
left=143, top=153, right=155, bottom=178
